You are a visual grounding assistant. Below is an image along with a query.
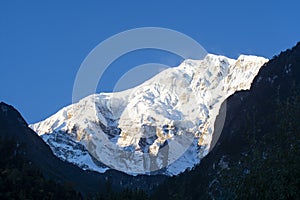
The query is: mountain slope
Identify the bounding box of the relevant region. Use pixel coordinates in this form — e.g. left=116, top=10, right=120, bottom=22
left=0, top=102, right=165, bottom=197
left=152, top=42, right=300, bottom=199
left=1, top=42, right=299, bottom=199
left=30, top=54, right=268, bottom=176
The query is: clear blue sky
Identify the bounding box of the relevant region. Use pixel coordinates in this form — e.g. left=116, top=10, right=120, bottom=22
left=1, top=0, right=299, bottom=123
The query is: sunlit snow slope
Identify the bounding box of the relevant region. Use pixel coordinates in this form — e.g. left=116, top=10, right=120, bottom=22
left=30, top=54, right=268, bottom=176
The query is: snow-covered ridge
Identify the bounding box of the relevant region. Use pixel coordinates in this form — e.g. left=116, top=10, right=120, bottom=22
left=30, top=54, right=268, bottom=176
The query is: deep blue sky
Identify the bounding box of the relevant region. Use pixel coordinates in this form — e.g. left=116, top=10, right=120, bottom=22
left=1, top=0, right=299, bottom=123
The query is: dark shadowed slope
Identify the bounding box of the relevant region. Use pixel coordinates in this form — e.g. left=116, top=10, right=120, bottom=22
left=0, top=102, right=106, bottom=196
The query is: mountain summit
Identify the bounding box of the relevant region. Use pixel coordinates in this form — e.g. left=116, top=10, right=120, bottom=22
left=30, top=54, right=268, bottom=176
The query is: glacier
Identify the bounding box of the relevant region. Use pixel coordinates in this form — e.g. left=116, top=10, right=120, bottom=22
left=30, top=54, right=268, bottom=176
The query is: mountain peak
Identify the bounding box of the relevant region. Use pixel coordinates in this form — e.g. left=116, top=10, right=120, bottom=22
left=30, top=54, right=268, bottom=176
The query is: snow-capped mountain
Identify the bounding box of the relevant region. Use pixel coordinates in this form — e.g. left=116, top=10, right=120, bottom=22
left=30, top=54, right=268, bottom=176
